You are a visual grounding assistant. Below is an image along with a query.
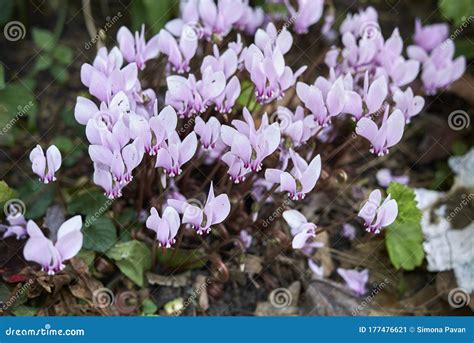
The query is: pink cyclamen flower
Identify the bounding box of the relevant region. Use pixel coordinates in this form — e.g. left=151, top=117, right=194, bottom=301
left=340, top=6, right=378, bottom=37
left=0, top=207, right=27, bottom=240
left=358, top=189, right=398, bottom=234
left=245, top=23, right=306, bottom=104
left=200, top=44, right=241, bottom=113
left=355, top=106, right=405, bottom=156
left=155, top=131, right=198, bottom=177
left=129, top=103, right=178, bottom=156
left=146, top=206, right=181, bottom=247
left=165, top=71, right=226, bottom=118
left=265, top=150, right=321, bottom=200
left=157, top=24, right=198, bottom=74
left=168, top=182, right=231, bottom=235
left=221, top=108, right=281, bottom=175
left=296, top=77, right=347, bottom=126
left=342, top=223, right=357, bottom=240
left=339, top=73, right=388, bottom=121
left=275, top=106, right=318, bottom=148
left=29, top=145, right=62, bottom=184
left=235, top=5, right=264, bottom=34
left=194, top=116, right=221, bottom=150
left=376, top=28, right=420, bottom=88
left=23, top=216, right=83, bottom=275
left=89, top=135, right=144, bottom=185
left=409, top=40, right=466, bottom=95
left=117, top=25, right=160, bottom=70
left=413, top=18, right=449, bottom=53
left=359, top=73, right=388, bottom=120
left=214, top=75, right=241, bottom=114
left=282, top=210, right=323, bottom=251
left=93, top=167, right=123, bottom=199
left=337, top=268, right=369, bottom=296
left=308, top=259, right=324, bottom=277
left=284, top=0, right=324, bottom=34
left=393, top=87, right=424, bottom=123
left=80, top=47, right=123, bottom=90
left=376, top=168, right=409, bottom=188
left=81, top=58, right=138, bottom=103
left=196, top=0, right=245, bottom=39
left=239, top=229, right=253, bottom=250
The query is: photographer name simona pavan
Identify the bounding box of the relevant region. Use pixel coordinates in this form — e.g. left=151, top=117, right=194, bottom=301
left=416, top=326, right=466, bottom=333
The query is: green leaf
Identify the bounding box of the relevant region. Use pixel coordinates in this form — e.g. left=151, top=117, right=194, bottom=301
left=141, top=298, right=158, bottom=315
left=106, top=241, right=151, bottom=287
left=141, top=0, right=177, bottom=34
left=52, top=135, right=74, bottom=153
left=0, top=64, right=5, bottom=89
left=237, top=80, right=260, bottom=112
left=52, top=45, right=73, bottom=65
left=60, top=106, right=85, bottom=135
left=0, top=0, right=13, bottom=25
left=385, top=183, right=425, bottom=270
left=67, top=190, right=111, bottom=216
left=439, top=0, right=474, bottom=25
left=11, top=306, right=37, bottom=316
left=76, top=249, right=96, bottom=267
left=0, top=83, right=37, bottom=130
left=156, top=248, right=208, bottom=271
left=116, top=207, right=137, bottom=226
left=82, top=217, right=117, bottom=253
left=52, top=135, right=83, bottom=167
left=0, top=181, right=15, bottom=204
left=454, top=38, right=474, bottom=59
left=32, top=54, right=53, bottom=72
left=32, top=28, right=56, bottom=52
left=18, top=181, right=56, bottom=219
left=49, top=65, right=69, bottom=83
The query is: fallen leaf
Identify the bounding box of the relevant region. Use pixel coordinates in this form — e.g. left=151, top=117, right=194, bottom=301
left=146, top=271, right=191, bottom=287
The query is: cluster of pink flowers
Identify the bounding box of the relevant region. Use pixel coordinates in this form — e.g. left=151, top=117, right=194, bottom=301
left=15, top=2, right=464, bottom=279
left=72, top=4, right=463, bottom=258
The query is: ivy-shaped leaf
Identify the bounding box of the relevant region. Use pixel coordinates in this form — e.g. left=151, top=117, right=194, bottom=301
left=156, top=248, right=208, bottom=271
left=32, top=28, right=56, bottom=52
left=67, top=190, right=111, bottom=216
left=439, top=0, right=474, bottom=25
left=82, top=217, right=117, bottom=253
left=385, top=183, right=425, bottom=270
left=106, top=241, right=151, bottom=287
left=0, top=181, right=15, bottom=204
left=18, top=181, right=55, bottom=219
